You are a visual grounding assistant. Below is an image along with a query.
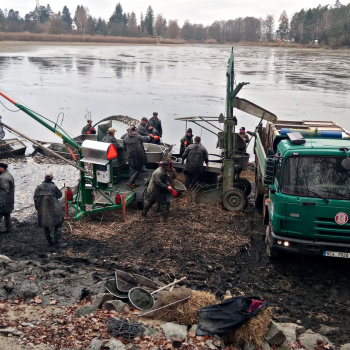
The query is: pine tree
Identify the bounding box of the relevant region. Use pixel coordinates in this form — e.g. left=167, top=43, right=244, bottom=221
left=144, top=6, right=154, bottom=36
left=62, top=6, right=72, bottom=29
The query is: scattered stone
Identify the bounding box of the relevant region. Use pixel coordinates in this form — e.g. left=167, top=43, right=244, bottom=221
left=17, top=281, right=39, bottom=299
left=52, top=309, right=65, bottom=316
left=105, top=338, right=126, bottom=350
left=91, top=293, right=114, bottom=309
left=318, top=324, right=340, bottom=336
left=161, top=322, right=187, bottom=340
left=189, top=324, right=198, bottom=333
left=86, top=337, right=102, bottom=350
left=279, top=323, right=299, bottom=344
left=265, top=321, right=286, bottom=346
left=3, top=282, right=15, bottom=293
left=0, top=328, right=24, bottom=337
left=296, top=326, right=306, bottom=336
left=0, top=254, right=11, bottom=261
left=340, top=344, right=350, bottom=350
left=172, top=339, right=183, bottom=348
left=205, top=340, right=217, bottom=349
left=76, top=305, right=98, bottom=317
left=261, top=340, right=270, bottom=350
left=140, top=325, right=162, bottom=338
left=299, top=330, right=333, bottom=350
left=21, top=323, right=35, bottom=328
left=102, top=300, right=128, bottom=313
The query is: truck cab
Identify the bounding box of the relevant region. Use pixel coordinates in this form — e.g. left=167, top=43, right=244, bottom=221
left=255, top=120, right=350, bottom=258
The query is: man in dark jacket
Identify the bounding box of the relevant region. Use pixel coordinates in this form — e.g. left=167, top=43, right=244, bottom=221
left=102, top=128, right=119, bottom=147
left=81, top=119, right=96, bottom=135
left=179, top=128, right=193, bottom=156
left=34, top=173, right=64, bottom=248
left=182, top=136, right=209, bottom=188
left=137, top=117, right=149, bottom=136
left=0, top=163, right=14, bottom=233
left=147, top=112, right=163, bottom=138
left=123, top=126, right=150, bottom=189
left=142, top=161, right=173, bottom=220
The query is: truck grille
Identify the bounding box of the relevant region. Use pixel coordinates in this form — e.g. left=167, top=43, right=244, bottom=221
left=316, top=217, right=350, bottom=237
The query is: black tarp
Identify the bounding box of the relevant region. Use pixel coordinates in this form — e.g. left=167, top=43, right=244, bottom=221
left=196, top=296, right=268, bottom=336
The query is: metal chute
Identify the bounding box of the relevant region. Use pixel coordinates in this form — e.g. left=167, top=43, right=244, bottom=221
left=232, top=97, right=277, bottom=123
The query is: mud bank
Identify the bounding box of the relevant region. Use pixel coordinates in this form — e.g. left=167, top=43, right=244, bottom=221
left=0, top=161, right=350, bottom=346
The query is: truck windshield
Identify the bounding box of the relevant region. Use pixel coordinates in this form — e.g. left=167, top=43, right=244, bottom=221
left=281, top=156, right=350, bottom=200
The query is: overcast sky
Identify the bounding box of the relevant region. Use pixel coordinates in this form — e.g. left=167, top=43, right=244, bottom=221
left=2, top=0, right=336, bottom=26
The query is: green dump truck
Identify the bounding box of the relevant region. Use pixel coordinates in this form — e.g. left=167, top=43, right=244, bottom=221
left=254, top=120, right=350, bottom=258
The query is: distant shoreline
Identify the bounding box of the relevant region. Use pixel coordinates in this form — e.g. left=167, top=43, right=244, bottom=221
left=0, top=32, right=349, bottom=51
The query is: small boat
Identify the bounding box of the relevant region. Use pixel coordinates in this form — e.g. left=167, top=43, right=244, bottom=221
left=0, top=138, right=26, bottom=158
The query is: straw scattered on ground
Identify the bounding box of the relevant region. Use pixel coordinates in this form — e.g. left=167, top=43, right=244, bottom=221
left=223, top=307, right=272, bottom=346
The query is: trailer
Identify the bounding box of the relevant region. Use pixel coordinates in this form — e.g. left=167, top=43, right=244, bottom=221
left=255, top=119, right=350, bottom=258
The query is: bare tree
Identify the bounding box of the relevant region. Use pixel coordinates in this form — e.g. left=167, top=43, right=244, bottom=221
left=154, top=13, right=166, bottom=37
left=167, top=19, right=180, bottom=39
left=74, top=5, right=89, bottom=34
left=264, top=14, right=274, bottom=41
left=128, top=11, right=138, bottom=36
left=279, top=10, right=289, bottom=39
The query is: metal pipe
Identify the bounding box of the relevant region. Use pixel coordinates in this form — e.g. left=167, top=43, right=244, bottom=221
left=0, top=122, right=86, bottom=173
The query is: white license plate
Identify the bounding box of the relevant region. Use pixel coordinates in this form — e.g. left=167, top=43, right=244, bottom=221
left=323, top=251, right=350, bottom=258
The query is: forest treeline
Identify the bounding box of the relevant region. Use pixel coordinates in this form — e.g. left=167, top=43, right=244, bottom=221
left=0, top=1, right=349, bottom=47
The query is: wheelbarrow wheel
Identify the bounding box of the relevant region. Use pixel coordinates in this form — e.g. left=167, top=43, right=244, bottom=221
left=222, top=188, right=247, bottom=212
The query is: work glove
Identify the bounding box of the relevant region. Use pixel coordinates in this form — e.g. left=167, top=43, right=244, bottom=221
left=168, top=186, right=178, bottom=197
left=91, top=127, right=95, bottom=131
left=87, top=131, right=91, bottom=134
left=149, top=134, right=154, bottom=138
left=154, top=136, right=159, bottom=140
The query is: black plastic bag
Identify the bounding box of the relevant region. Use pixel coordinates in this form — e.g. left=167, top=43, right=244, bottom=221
left=196, top=296, right=268, bottom=336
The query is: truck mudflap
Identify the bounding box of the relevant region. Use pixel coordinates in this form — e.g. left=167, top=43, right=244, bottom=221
left=269, top=226, right=350, bottom=257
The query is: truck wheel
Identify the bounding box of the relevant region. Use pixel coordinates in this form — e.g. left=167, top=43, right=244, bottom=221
left=265, top=225, right=279, bottom=259
left=222, top=188, right=247, bottom=212
left=238, top=178, right=252, bottom=196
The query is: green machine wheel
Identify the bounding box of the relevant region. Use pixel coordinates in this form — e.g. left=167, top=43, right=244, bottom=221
left=222, top=188, right=247, bottom=212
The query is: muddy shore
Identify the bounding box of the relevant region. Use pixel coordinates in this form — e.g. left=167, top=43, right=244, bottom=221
left=1, top=160, right=350, bottom=347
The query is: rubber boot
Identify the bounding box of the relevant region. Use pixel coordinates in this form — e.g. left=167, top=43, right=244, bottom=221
left=44, top=228, right=54, bottom=247
left=4, top=215, right=11, bottom=233
left=142, top=201, right=152, bottom=217
left=54, top=225, right=67, bottom=249
left=160, top=205, right=169, bottom=221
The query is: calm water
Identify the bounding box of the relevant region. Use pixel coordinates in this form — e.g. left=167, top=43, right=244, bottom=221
left=0, top=43, right=349, bottom=154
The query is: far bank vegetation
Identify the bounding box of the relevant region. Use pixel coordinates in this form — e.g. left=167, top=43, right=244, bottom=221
left=0, top=1, right=349, bottom=47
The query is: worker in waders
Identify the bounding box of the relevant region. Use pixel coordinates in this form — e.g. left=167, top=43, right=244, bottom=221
left=179, top=128, right=193, bottom=156
left=0, top=163, right=14, bottom=233
left=81, top=119, right=96, bottom=135
left=148, top=112, right=163, bottom=138
left=34, top=173, right=66, bottom=249
left=142, top=160, right=177, bottom=220
left=182, top=136, right=209, bottom=189
left=123, top=125, right=151, bottom=189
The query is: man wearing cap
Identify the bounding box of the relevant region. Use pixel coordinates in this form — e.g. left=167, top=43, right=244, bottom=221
left=239, top=127, right=250, bottom=143
left=123, top=125, right=151, bottom=189
left=102, top=127, right=119, bottom=146
left=81, top=119, right=96, bottom=135
left=182, top=136, right=209, bottom=189
left=147, top=112, right=162, bottom=138
left=179, top=128, right=193, bottom=156
left=142, top=160, right=175, bottom=220
left=137, top=117, right=149, bottom=137
left=34, top=173, right=65, bottom=248
left=0, top=163, right=15, bottom=233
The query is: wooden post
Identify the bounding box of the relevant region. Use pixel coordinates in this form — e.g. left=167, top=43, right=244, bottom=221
left=122, top=193, right=126, bottom=222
